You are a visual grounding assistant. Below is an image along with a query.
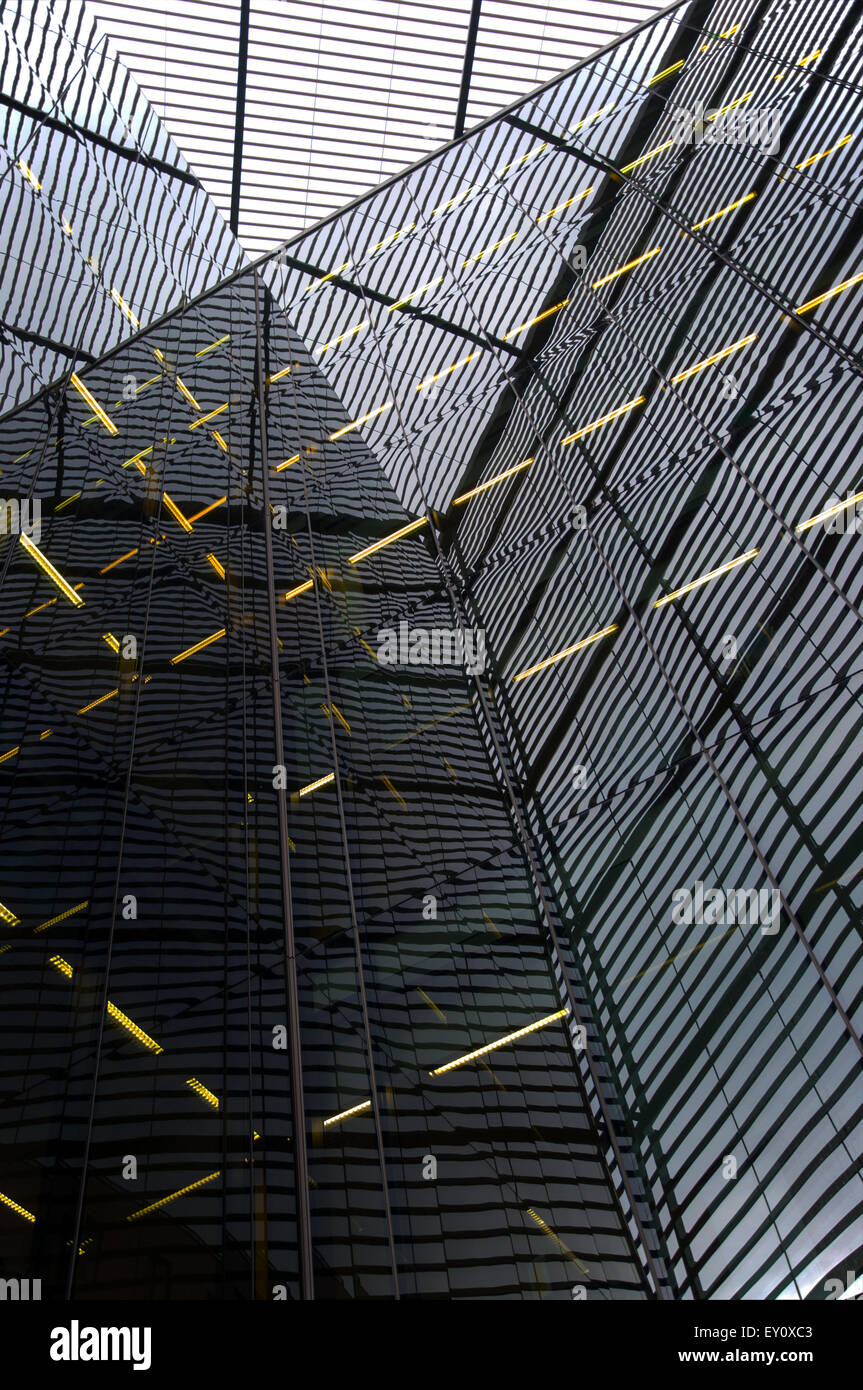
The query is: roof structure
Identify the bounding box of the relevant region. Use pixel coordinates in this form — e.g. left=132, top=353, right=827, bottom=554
left=84, top=0, right=670, bottom=255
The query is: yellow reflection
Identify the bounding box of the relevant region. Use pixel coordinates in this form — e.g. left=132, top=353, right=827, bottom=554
left=127, top=1171, right=219, bottom=1221
left=417, top=353, right=479, bottom=390
left=388, top=276, right=444, bottom=310
left=189, top=402, right=229, bottom=429
left=34, top=901, right=88, bottom=935
left=283, top=579, right=313, bottom=600
left=513, top=625, right=618, bottom=683
left=330, top=403, right=392, bottom=439
left=503, top=302, right=569, bottom=340
left=19, top=535, right=84, bottom=607
left=591, top=247, right=660, bottom=288
left=691, top=192, right=756, bottom=229
left=795, top=271, right=863, bottom=314
left=0, top=1191, right=35, bottom=1223
left=654, top=549, right=759, bottom=607
left=648, top=59, right=684, bottom=84
left=670, top=334, right=757, bottom=383
left=323, top=1100, right=371, bottom=1127
left=69, top=374, right=117, bottom=435
left=536, top=187, right=592, bottom=223
left=431, top=1008, right=569, bottom=1074
left=0, top=901, right=19, bottom=925
left=170, top=628, right=226, bottom=665
left=452, top=457, right=533, bottom=505
left=561, top=396, right=645, bottom=444
left=794, top=133, right=853, bottom=171
left=620, top=141, right=673, bottom=173
left=795, top=490, right=863, bottom=532
left=348, top=517, right=427, bottom=563
left=526, top=1208, right=590, bottom=1274
left=187, top=1078, right=219, bottom=1108
left=298, top=772, right=335, bottom=797
left=463, top=233, right=518, bottom=267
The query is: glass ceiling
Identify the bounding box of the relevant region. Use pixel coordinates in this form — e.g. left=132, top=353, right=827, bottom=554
left=84, top=0, right=670, bottom=256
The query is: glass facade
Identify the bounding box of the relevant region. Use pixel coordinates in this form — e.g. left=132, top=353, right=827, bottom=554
left=0, top=0, right=244, bottom=415
left=0, top=0, right=860, bottom=1301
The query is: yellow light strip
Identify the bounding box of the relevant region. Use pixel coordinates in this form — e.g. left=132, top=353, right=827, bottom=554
left=0, top=901, right=19, bottom=925
left=101, top=549, right=139, bottom=574
left=162, top=493, right=193, bottom=533
left=188, top=402, right=229, bottom=429
left=69, top=374, right=117, bottom=434
left=562, top=397, right=645, bottom=444
left=526, top=1208, right=590, bottom=1274
left=795, top=271, right=863, bottom=314
left=620, top=140, right=673, bottom=173
left=176, top=379, right=201, bottom=410
left=17, top=160, right=41, bottom=191
left=691, top=192, right=756, bottom=229
left=127, top=1171, right=220, bottom=1222
left=654, top=548, right=759, bottom=607
left=186, top=497, right=226, bottom=524
left=348, top=517, right=427, bottom=563
left=315, top=320, right=368, bottom=354
left=205, top=553, right=225, bottom=578
left=417, top=353, right=479, bottom=390
left=795, top=490, right=863, bottom=532
left=381, top=774, right=406, bottom=808
left=794, top=133, right=853, bottom=171
left=195, top=334, right=230, bottom=357
left=0, top=1190, right=35, bottom=1223
left=266, top=365, right=293, bottom=384
left=77, top=688, right=119, bottom=714
left=304, top=260, right=351, bottom=293
left=708, top=91, right=754, bottom=121
left=34, top=900, right=88, bottom=934
left=648, top=59, right=684, bottom=83
left=19, top=534, right=84, bottom=607
left=462, top=232, right=518, bottom=267
left=330, top=402, right=392, bottom=439
left=388, top=276, right=444, bottom=310
left=570, top=104, right=614, bottom=133
left=591, top=246, right=660, bottom=288
left=298, top=772, right=335, bottom=798
left=503, top=301, right=569, bottom=340
left=670, top=334, right=757, bottom=383
left=0, top=747, right=20, bottom=764
left=107, top=1001, right=163, bottom=1053
left=212, top=430, right=229, bottom=453
left=513, top=625, right=618, bottom=683
left=49, top=955, right=74, bottom=978
left=328, top=703, right=351, bottom=734
left=452, top=457, right=533, bottom=505
left=536, top=187, right=593, bottom=223
left=431, top=1007, right=569, bottom=1074
left=170, top=628, right=226, bottom=665
left=186, top=1078, right=219, bottom=1108
left=369, top=222, right=415, bottom=253
left=274, top=453, right=300, bottom=472
left=323, top=1100, right=371, bottom=1127
left=39, top=730, right=52, bottom=740
left=102, top=632, right=120, bottom=652
left=54, top=491, right=81, bottom=512
left=283, top=579, right=314, bottom=601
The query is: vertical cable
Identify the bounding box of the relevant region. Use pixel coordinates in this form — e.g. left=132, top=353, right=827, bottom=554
left=252, top=269, right=315, bottom=1299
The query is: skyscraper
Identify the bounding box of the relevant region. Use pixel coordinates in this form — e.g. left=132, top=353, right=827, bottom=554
left=0, top=0, right=861, bottom=1302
